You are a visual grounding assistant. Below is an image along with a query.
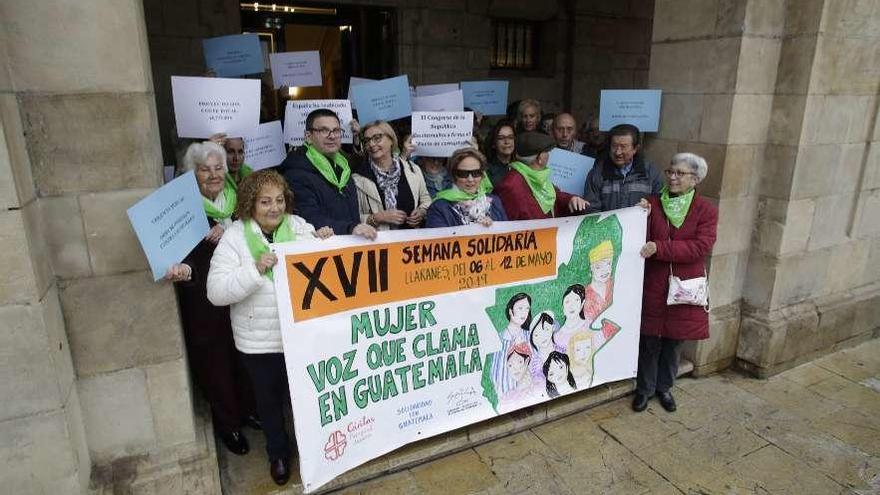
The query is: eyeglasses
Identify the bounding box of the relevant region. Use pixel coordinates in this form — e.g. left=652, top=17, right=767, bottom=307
left=664, top=169, right=695, bottom=178
left=610, top=144, right=633, bottom=152
left=453, top=169, right=484, bottom=179
left=309, top=127, right=343, bottom=138
left=362, top=134, right=388, bottom=145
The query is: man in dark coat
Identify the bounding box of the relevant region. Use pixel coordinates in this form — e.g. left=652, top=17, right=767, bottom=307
left=281, top=108, right=376, bottom=238
left=583, top=124, right=663, bottom=213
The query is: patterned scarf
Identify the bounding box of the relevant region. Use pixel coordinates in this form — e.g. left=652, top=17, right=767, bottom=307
left=660, top=186, right=695, bottom=229
left=371, top=158, right=401, bottom=210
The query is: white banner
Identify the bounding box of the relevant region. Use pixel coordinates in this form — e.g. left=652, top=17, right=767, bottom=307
left=411, top=111, right=473, bottom=158
left=273, top=209, right=647, bottom=492
left=171, top=76, right=261, bottom=139
left=283, top=100, right=354, bottom=147
left=243, top=121, right=286, bottom=171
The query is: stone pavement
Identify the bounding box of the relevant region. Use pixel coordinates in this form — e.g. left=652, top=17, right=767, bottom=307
left=221, top=339, right=880, bottom=495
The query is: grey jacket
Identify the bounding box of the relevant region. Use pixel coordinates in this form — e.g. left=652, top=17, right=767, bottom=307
left=583, top=154, right=663, bottom=213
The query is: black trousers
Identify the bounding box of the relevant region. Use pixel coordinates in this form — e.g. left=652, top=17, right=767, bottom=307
left=636, top=335, right=683, bottom=396
left=240, top=352, right=292, bottom=461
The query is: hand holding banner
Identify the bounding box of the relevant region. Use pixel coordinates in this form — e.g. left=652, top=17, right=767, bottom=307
left=202, top=34, right=264, bottom=77
left=171, top=76, right=261, bottom=139
left=270, top=51, right=323, bottom=89
left=127, top=171, right=210, bottom=281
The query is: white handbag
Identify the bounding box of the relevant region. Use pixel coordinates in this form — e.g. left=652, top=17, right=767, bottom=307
left=667, top=264, right=709, bottom=308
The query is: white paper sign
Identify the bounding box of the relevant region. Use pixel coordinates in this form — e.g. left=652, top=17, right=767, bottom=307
left=270, top=51, right=323, bottom=89
left=415, top=83, right=460, bottom=96
left=411, top=90, right=465, bottom=112
left=243, top=121, right=287, bottom=171
left=283, top=100, right=354, bottom=147
left=171, top=76, right=261, bottom=139
left=411, top=111, right=473, bottom=157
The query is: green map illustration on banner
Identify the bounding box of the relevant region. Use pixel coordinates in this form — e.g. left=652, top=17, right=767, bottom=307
left=482, top=214, right=624, bottom=410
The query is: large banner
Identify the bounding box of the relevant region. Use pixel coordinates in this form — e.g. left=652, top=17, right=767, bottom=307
left=273, top=208, right=647, bottom=492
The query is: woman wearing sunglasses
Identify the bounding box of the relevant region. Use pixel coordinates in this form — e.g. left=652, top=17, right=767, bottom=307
left=425, top=148, right=508, bottom=228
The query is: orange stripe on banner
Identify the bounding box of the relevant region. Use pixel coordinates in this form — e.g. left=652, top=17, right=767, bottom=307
left=283, top=227, right=558, bottom=321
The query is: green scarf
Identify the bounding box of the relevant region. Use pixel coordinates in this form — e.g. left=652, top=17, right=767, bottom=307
left=225, top=164, right=253, bottom=191
left=436, top=173, right=494, bottom=202
left=243, top=216, right=296, bottom=281
left=510, top=161, right=556, bottom=214
left=202, top=181, right=237, bottom=220
left=305, top=143, right=350, bottom=193
left=660, top=186, right=695, bottom=229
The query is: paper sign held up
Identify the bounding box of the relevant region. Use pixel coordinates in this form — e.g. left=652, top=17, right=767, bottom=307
left=548, top=148, right=595, bottom=196
left=599, top=89, right=662, bottom=132
left=171, top=76, right=261, bottom=139
left=283, top=100, right=354, bottom=146
left=127, top=171, right=210, bottom=281
left=411, top=90, right=464, bottom=112
left=202, top=33, right=265, bottom=77
left=270, top=51, right=323, bottom=89
left=243, top=121, right=287, bottom=171
left=461, top=80, right=509, bottom=116
left=411, top=111, right=474, bottom=157
left=349, top=75, right=412, bottom=123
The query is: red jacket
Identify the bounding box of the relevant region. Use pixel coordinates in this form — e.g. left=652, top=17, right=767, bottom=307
left=494, top=170, right=575, bottom=220
left=641, top=194, right=718, bottom=340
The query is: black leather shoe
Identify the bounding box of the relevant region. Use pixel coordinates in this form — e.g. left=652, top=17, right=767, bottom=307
left=658, top=391, right=677, bottom=412
left=219, top=430, right=249, bottom=455
left=270, top=458, right=290, bottom=486
left=244, top=415, right=263, bottom=431
left=631, top=393, right=650, bottom=412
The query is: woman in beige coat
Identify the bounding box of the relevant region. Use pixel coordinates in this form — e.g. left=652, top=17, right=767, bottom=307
left=353, top=121, right=431, bottom=230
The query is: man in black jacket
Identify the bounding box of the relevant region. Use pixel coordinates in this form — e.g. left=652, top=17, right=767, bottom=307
left=583, top=124, right=663, bottom=213
left=281, top=109, right=376, bottom=238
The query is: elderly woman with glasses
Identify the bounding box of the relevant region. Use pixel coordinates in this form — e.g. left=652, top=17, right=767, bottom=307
left=632, top=152, right=718, bottom=414
left=425, top=148, right=507, bottom=228
left=353, top=121, right=432, bottom=230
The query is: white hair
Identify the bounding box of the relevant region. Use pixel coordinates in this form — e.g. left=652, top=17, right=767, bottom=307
left=181, top=141, right=228, bottom=174
left=671, top=152, right=708, bottom=182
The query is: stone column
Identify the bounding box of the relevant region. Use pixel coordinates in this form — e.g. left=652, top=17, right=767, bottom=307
left=645, top=0, right=786, bottom=375
left=739, top=0, right=880, bottom=376
left=0, top=0, right=218, bottom=492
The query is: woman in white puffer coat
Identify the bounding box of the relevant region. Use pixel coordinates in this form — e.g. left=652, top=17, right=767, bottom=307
left=207, top=170, right=333, bottom=486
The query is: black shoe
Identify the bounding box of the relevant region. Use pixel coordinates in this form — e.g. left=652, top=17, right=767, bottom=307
left=632, top=393, right=650, bottom=412
left=219, top=430, right=250, bottom=455
left=244, top=415, right=263, bottom=431
left=658, top=391, right=677, bottom=412
left=270, top=458, right=290, bottom=486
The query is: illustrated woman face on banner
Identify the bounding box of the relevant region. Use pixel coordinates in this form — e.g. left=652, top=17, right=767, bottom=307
left=506, top=293, right=532, bottom=330
left=506, top=344, right=532, bottom=384
left=562, top=284, right=586, bottom=320
left=588, top=240, right=614, bottom=285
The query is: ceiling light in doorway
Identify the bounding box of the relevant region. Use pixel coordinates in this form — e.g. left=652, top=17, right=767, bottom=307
left=241, top=3, right=336, bottom=15
left=288, top=87, right=300, bottom=97
left=339, top=25, right=351, bottom=32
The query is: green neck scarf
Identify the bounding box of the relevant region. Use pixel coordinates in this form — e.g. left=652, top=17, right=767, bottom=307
left=305, top=143, right=350, bottom=193
left=225, top=164, right=253, bottom=191
left=510, top=161, right=556, bottom=214
left=202, top=181, right=237, bottom=220
left=436, top=173, right=494, bottom=202
left=660, top=186, right=695, bottom=229
left=243, top=216, right=296, bottom=281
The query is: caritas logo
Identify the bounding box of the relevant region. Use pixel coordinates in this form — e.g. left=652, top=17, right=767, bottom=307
left=324, top=430, right=347, bottom=461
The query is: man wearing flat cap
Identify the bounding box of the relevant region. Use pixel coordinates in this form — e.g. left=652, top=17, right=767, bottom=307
left=494, top=132, right=589, bottom=220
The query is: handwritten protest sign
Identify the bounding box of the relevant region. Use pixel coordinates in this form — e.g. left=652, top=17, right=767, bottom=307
left=202, top=34, right=264, bottom=77
left=283, top=100, right=354, bottom=146
left=548, top=148, right=595, bottom=196
left=461, top=80, right=509, bottom=115
left=349, top=75, right=412, bottom=123
left=273, top=209, right=647, bottom=491
left=270, top=50, right=322, bottom=89
left=411, top=111, right=473, bottom=157
left=243, top=121, right=286, bottom=171
left=127, top=172, right=210, bottom=281
left=411, top=90, right=464, bottom=112
left=171, top=76, right=261, bottom=139
left=415, top=83, right=460, bottom=97
left=599, top=89, right=662, bottom=132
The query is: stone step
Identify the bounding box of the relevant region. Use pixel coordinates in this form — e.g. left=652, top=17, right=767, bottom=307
left=218, top=359, right=694, bottom=494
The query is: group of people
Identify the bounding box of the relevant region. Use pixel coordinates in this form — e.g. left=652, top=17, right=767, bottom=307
left=167, top=101, right=718, bottom=485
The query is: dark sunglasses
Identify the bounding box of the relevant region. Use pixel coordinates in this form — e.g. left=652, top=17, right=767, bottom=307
left=453, top=169, right=484, bottom=179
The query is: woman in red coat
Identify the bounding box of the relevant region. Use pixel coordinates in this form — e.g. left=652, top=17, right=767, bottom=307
left=633, top=152, right=718, bottom=413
